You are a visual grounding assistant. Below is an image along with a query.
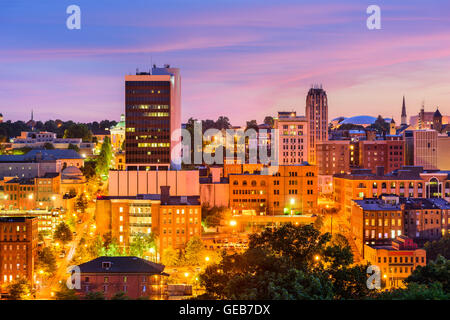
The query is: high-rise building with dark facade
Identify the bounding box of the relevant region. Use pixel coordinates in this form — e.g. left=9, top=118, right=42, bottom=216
left=306, top=86, right=328, bottom=164
left=125, top=65, right=181, bottom=171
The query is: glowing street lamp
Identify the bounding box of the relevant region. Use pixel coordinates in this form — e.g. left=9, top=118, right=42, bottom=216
left=229, top=220, right=237, bottom=227
left=184, top=272, right=189, bottom=278
left=205, top=256, right=210, bottom=262
left=314, top=255, right=320, bottom=261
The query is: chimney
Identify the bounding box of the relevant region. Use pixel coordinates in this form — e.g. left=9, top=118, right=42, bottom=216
left=376, top=166, right=384, bottom=176
left=160, top=186, right=170, bottom=204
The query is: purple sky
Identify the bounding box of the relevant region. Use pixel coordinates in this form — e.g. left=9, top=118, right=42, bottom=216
left=1, top=0, right=450, bottom=126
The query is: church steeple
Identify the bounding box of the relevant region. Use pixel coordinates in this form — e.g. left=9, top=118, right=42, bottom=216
left=401, top=95, right=407, bottom=126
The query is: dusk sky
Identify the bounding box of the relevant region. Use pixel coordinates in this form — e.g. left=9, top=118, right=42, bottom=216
left=1, top=0, right=450, bottom=126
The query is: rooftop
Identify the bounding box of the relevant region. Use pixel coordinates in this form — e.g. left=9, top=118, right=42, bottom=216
left=0, top=149, right=83, bottom=163
left=78, top=256, right=168, bottom=275
left=98, top=194, right=201, bottom=206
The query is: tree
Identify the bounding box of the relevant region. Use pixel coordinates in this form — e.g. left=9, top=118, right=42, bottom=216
left=202, top=205, right=227, bottom=228
left=75, top=193, right=88, bottom=213
left=96, top=136, right=112, bottom=177
left=43, top=142, right=55, bottom=149
left=54, top=222, right=73, bottom=245
left=377, top=282, right=449, bottom=300
left=54, top=283, right=79, bottom=300
left=161, top=247, right=180, bottom=267
left=85, top=291, right=105, bottom=300
left=424, top=236, right=450, bottom=262
left=368, top=115, right=389, bottom=134
left=199, top=223, right=370, bottom=300
left=68, top=143, right=80, bottom=153
left=101, top=238, right=126, bottom=257
left=80, top=160, right=97, bottom=180
left=245, top=120, right=259, bottom=132
left=64, top=123, right=93, bottom=142
left=7, top=277, right=34, bottom=300
left=216, top=116, right=231, bottom=130
left=184, top=236, right=205, bottom=265
left=36, top=247, right=57, bottom=275
left=111, top=291, right=129, bottom=300
left=129, top=232, right=156, bottom=258
left=263, top=116, right=274, bottom=127
left=404, top=255, right=450, bottom=293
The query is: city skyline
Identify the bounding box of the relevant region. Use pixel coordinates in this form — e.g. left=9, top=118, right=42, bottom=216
left=2, top=0, right=450, bottom=125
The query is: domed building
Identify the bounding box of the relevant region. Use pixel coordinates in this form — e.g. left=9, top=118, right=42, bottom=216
left=110, top=114, right=125, bottom=151
left=339, top=115, right=392, bottom=128
left=61, top=166, right=87, bottom=197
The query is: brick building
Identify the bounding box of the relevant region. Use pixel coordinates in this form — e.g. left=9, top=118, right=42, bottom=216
left=0, top=217, right=38, bottom=290
left=229, top=164, right=318, bottom=215
left=77, top=256, right=168, bottom=299
left=364, top=236, right=426, bottom=289
left=95, top=186, right=202, bottom=258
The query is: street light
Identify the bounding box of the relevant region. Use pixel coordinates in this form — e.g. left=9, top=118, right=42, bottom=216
left=205, top=256, right=210, bottom=262
left=314, top=255, right=320, bottom=261
left=229, top=220, right=237, bottom=227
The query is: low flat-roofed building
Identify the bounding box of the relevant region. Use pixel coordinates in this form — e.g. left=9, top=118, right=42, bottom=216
left=77, top=256, right=168, bottom=299
left=364, top=236, right=426, bottom=289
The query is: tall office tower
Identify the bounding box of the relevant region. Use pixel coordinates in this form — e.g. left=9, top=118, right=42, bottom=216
left=125, top=65, right=181, bottom=171
left=306, top=86, right=328, bottom=164
left=274, top=112, right=308, bottom=165
left=401, top=96, right=407, bottom=126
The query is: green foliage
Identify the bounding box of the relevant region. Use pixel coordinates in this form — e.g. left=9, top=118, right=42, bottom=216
left=100, top=238, right=126, bottom=257
left=80, top=160, right=97, bottom=180
left=87, top=235, right=105, bottom=258
left=377, top=282, right=449, bottom=300
left=424, top=236, right=450, bottom=262
left=43, top=142, right=55, bottom=149
left=75, top=193, right=88, bottom=213
left=245, top=120, right=259, bottom=131
left=367, top=115, right=389, bottom=134
left=7, top=277, right=34, bottom=300
left=64, top=123, right=93, bottom=142
left=68, top=143, right=80, bottom=153
left=111, top=291, right=129, bottom=300
left=96, top=136, right=112, bottom=177
left=54, top=222, right=73, bottom=245
left=202, top=205, right=227, bottom=228
left=263, top=116, right=274, bottom=127
left=375, top=256, right=450, bottom=300
left=199, top=223, right=371, bottom=300
left=161, top=247, right=180, bottom=267
left=85, top=291, right=105, bottom=300
left=184, top=236, right=205, bottom=265
left=36, top=247, right=57, bottom=275
left=54, top=283, right=79, bottom=300
left=129, top=232, right=156, bottom=258
left=404, top=255, right=450, bottom=293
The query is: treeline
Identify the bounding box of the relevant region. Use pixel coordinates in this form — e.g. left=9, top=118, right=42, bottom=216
left=0, top=119, right=117, bottom=142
